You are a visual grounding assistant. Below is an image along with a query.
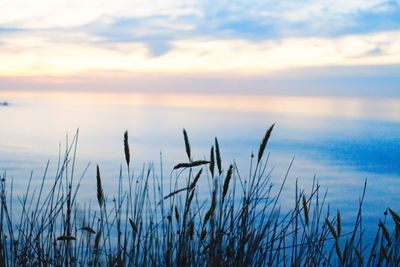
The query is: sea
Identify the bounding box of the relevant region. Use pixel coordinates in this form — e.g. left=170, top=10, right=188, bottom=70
left=1, top=91, right=399, bottom=240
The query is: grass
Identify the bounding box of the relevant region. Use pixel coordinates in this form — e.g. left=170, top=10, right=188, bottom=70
left=0, top=125, right=399, bottom=266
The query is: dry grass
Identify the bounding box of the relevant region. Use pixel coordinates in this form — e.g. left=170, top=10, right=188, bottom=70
left=0, top=125, right=399, bottom=266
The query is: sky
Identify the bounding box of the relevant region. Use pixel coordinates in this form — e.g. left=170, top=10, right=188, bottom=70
left=0, top=0, right=399, bottom=96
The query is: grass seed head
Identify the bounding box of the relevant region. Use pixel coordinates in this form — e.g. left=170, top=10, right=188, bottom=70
left=336, top=210, right=341, bottom=237
left=183, top=128, right=191, bottom=161
left=257, top=123, right=275, bottom=164
left=210, top=146, right=215, bottom=177
left=189, top=168, right=202, bottom=191
left=389, top=208, right=400, bottom=224
left=175, top=206, right=180, bottom=223
left=222, top=165, right=233, bottom=201
left=188, top=221, right=194, bottom=240
left=124, top=131, right=130, bottom=166
left=325, top=217, right=338, bottom=240
left=96, top=165, right=104, bottom=208
left=173, top=160, right=210, bottom=170
left=302, top=194, right=309, bottom=226
left=94, top=231, right=102, bottom=252
left=80, top=227, right=96, bottom=234
left=129, top=218, right=138, bottom=232
left=215, top=137, right=222, bottom=175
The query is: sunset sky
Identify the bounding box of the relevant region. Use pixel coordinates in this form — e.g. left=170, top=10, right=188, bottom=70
left=1, top=0, right=399, bottom=96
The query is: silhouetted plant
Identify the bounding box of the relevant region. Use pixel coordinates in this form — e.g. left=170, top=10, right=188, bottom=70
left=0, top=126, right=398, bottom=266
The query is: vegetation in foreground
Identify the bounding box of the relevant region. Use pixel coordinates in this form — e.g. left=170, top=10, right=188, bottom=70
left=0, top=125, right=399, bottom=266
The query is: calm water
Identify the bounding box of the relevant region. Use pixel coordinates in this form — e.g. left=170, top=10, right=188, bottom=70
left=1, top=91, right=400, bottom=238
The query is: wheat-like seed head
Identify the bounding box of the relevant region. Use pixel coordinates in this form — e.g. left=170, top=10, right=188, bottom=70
left=222, top=165, right=233, bottom=201
left=124, top=131, right=130, bottom=167
left=96, top=165, right=104, bottom=208
left=209, top=146, right=215, bottom=177
left=183, top=128, right=191, bottom=161
left=257, top=123, right=275, bottom=164
left=215, top=138, right=222, bottom=175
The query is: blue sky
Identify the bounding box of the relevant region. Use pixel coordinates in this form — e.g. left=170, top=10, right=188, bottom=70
left=0, top=0, right=399, bottom=95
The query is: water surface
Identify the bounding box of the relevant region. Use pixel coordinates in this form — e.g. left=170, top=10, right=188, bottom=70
left=0, top=91, right=399, bottom=238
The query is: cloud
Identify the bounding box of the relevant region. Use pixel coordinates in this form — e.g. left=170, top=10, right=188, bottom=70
left=0, top=0, right=200, bottom=28
left=195, top=0, right=400, bottom=39
left=82, top=15, right=196, bottom=56
left=0, top=0, right=399, bottom=76
left=1, top=28, right=400, bottom=76
left=1, top=0, right=399, bottom=38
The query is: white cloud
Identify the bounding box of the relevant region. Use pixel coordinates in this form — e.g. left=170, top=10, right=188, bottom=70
left=0, top=29, right=399, bottom=76
left=0, top=0, right=201, bottom=28
left=0, top=0, right=395, bottom=29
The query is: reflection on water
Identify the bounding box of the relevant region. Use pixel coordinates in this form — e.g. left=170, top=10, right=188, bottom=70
left=0, top=91, right=399, bottom=238
left=2, top=91, right=400, bottom=121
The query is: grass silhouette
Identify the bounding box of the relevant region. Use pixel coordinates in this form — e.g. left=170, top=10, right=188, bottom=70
left=0, top=125, right=399, bottom=266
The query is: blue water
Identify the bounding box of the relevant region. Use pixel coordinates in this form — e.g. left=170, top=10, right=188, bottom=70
left=0, top=92, right=399, bottom=241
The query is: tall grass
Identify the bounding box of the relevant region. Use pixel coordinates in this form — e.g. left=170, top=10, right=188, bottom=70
left=0, top=125, right=399, bottom=266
